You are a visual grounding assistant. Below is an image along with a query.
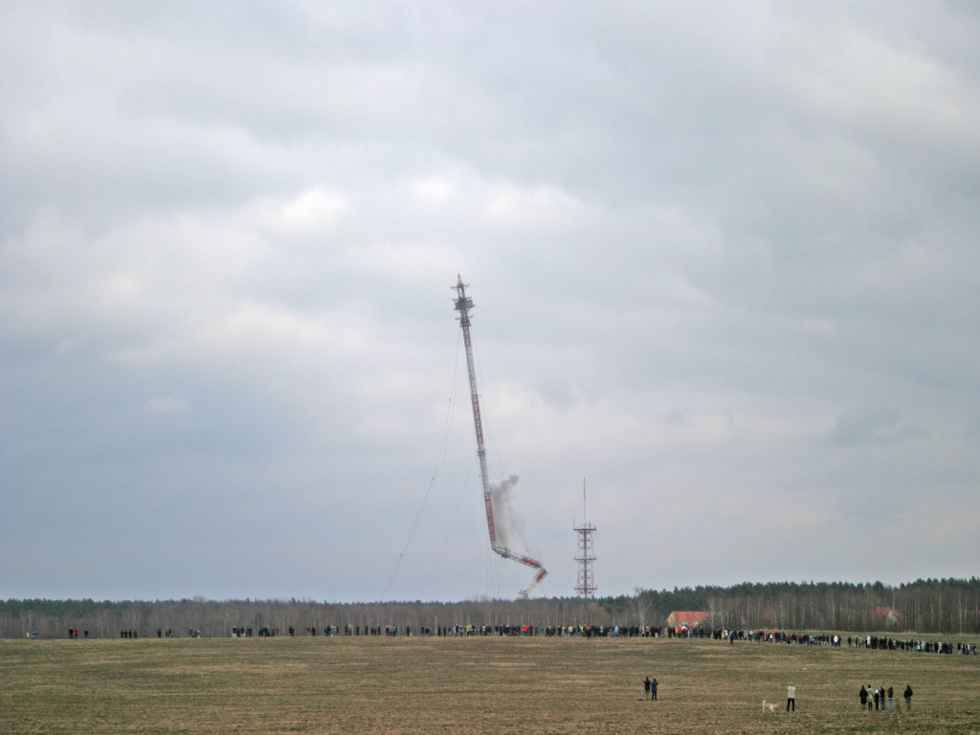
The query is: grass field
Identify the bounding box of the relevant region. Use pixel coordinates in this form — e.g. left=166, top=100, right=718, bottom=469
left=1, top=636, right=977, bottom=734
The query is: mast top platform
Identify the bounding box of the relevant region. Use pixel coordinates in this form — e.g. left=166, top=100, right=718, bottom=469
left=453, top=275, right=474, bottom=314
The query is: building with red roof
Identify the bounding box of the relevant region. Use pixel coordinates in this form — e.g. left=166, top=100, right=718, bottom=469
left=666, top=611, right=709, bottom=628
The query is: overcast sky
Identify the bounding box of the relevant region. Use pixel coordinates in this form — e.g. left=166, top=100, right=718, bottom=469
left=2, top=1, right=978, bottom=603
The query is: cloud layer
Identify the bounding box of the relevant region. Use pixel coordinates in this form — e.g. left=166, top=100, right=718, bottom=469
left=2, top=1, right=978, bottom=601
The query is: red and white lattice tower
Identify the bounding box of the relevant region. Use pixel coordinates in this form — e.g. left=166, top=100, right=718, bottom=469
left=574, top=479, right=596, bottom=598
left=453, top=275, right=548, bottom=599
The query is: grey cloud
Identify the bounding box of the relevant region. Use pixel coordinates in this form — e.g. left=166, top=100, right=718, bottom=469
left=144, top=393, right=191, bottom=415
left=1, top=1, right=978, bottom=601
left=826, top=406, right=926, bottom=447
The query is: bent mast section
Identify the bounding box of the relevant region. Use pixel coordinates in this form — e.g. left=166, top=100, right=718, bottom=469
left=453, top=275, right=548, bottom=599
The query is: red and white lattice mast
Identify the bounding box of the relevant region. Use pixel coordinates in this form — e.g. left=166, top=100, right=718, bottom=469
left=453, top=275, right=547, bottom=599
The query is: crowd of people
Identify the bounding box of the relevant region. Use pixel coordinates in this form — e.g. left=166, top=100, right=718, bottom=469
left=848, top=635, right=976, bottom=654
left=226, top=623, right=663, bottom=637
left=231, top=626, right=280, bottom=637
left=859, top=684, right=913, bottom=711
left=41, top=622, right=979, bottom=655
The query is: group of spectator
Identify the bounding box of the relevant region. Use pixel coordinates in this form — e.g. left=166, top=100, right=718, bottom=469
left=232, top=623, right=663, bottom=637
left=231, top=626, right=280, bottom=637
left=302, top=625, right=404, bottom=636
left=847, top=635, right=975, bottom=653
left=50, top=622, right=978, bottom=650
left=702, top=628, right=977, bottom=656
left=859, top=684, right=913, bottom=711
left=32, top=627, right=203, bottom=638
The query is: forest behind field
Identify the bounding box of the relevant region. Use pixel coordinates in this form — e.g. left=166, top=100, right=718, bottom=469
left=3, top=578, right=978, bottom=639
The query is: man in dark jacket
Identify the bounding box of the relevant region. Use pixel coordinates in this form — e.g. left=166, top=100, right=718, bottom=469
left=904, top=684, right=913, bottom=710
left=860, top=685, right=868, bottom=711
left=643, top=677, right=650, bottom=699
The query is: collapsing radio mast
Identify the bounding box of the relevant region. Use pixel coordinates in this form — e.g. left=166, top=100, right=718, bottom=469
left=453, top=275, right=548, bottom=599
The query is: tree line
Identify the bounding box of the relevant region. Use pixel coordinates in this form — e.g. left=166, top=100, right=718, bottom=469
left=2, top=578, right=978, bottom=639
left=616, top=578, right=980, bottom=634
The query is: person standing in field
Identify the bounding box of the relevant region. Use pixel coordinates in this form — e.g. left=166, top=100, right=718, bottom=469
left=643, top=677, right=651, bottom=700
left=887, top=686, right=894, bottom=711
left=873, top=687, right=880, bottom=710
left=859, top=685, right=868, bottom=711
left=904, top=684, right=913, bottom=710
left=786, top=683, right=796, bottom=712
left=650, top=678, right=658, bottom=701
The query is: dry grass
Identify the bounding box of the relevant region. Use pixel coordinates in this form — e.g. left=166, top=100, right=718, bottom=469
left=1, top=636, right=978, bottom=734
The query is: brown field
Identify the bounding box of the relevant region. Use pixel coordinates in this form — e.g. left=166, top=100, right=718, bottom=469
left=1, top=636, right=977, bottom=734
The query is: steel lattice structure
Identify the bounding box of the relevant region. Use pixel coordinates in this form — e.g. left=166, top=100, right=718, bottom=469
left=574, top=479, right=597, bottom=597
left=573, top=520, right=597, bottom=598
left=453, top=275, right=547, bottom=599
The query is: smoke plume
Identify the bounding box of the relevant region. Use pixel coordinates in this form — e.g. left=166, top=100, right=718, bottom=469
left=490, top=474, right=520, bottom=548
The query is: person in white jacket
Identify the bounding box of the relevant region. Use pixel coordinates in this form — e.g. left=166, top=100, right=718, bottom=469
left=786, top=683, right=796, bottom=712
